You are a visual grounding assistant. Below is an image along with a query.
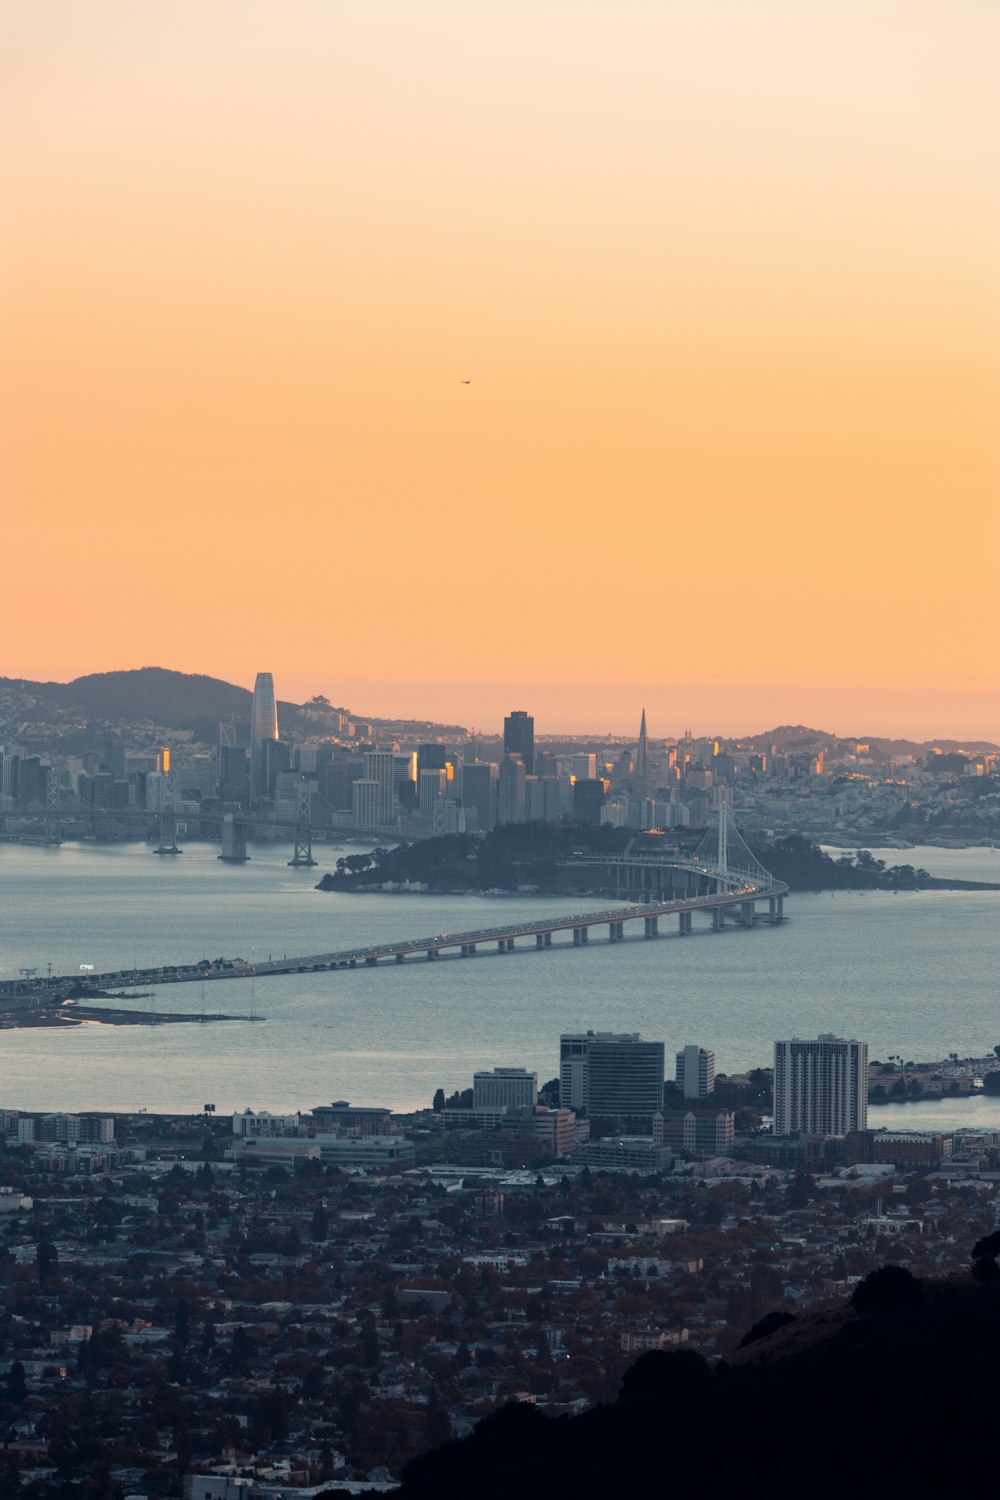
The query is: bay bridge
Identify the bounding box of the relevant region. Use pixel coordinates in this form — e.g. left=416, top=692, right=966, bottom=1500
left=2, top=810, right=787, bottom=1007
left=0, top=775, right=341, bottom=866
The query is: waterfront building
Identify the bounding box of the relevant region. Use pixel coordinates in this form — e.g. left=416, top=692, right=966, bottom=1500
left=473, top=1068, right=538, bottom=1112
left=560, top=1032, right=665, bottom=1122
left=232, top=1109, right=301, bottom=1137
left=309, top=1102, right=398, bottom=1135
left=503, top=709, right=535, bottom=774
left=249, top=671, right=279, bottom=799
left=676, top=1046, right=716, bottom=1099
left=773, top=1035, right=868, bottom=1137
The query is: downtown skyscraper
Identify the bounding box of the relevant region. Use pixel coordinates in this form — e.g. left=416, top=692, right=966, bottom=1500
left=249, top=672, right=279, bottom=800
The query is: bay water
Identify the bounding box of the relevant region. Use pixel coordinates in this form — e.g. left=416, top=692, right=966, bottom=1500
left=2, top=840, right=999, bottom=1119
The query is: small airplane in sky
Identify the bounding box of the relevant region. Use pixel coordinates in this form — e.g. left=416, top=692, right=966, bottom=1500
left=460, top=379, right=471, bottom=384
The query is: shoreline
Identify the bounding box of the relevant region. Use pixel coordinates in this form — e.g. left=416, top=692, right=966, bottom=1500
left=316, top=876, right=1000, bottom=897
left=0, top=1005, right=261, bottom=1030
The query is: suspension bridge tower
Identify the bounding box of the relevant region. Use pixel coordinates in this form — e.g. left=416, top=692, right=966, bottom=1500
left=288, top=779, right=317, bottom=867
left=154, top=774, right=182, bottom=855
left=43, top=766, right=62, bottom=846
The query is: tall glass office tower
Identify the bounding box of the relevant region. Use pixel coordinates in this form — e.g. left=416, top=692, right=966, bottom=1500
left=250, top=672, right=279, bottom=799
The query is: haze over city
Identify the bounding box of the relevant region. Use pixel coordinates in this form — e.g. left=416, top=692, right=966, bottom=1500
left=4, top=2, right=998, bottom=739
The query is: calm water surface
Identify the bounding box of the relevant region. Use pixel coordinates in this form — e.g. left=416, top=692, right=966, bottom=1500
left=2, top=840, right=999, bottom=1117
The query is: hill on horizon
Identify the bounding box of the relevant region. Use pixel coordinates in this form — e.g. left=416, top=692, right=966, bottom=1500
left=0, top=671, right=995, bottom=752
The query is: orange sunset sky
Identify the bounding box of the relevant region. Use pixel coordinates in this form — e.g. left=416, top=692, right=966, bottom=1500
left=3, top=2, right=998, bottom=739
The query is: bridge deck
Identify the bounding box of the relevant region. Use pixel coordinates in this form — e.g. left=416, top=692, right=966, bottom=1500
left=10, top=881, right=787, bottom=999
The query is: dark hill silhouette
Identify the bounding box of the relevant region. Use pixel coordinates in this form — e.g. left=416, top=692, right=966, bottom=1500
left=0, top=667, right=346, bottom=741
left=390, top=1264, right=1000, bottom=1500
left=67, top=667, right=253, bottom=726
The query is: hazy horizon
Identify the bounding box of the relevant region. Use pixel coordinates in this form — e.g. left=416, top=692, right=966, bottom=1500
left=5, top=661, right=997, bottom=744
left=4, top=3, right=997, bottom=741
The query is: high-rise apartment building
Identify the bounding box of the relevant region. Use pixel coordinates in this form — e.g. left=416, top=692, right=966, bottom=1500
left=503, top=710, right=534, bottom=774
left=675, top=1046, right=716, bottom=1099
left=250, top=672, right=279, bottom=799
left=560, top=1032, right=665, bottom=1121
left=773, top=1035, right=868, bottom=1137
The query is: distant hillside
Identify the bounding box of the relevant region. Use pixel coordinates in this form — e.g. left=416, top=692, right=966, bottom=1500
left=66, top=668, right=253, bottom=726
left=745, top=724, right=998, bottom=756
left=0, top=668, right=463, bottom=745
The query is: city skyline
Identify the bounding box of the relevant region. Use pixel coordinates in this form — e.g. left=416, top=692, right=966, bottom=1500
left=2, top=661, right=998, bottom=745
left=4, top=3, right=998, bottom=741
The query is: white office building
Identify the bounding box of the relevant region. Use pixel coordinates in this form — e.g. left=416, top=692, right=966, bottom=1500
left=676, top=1045, right=716, bottom=1099
left=473, top=1068, right=538, bottom=1112
left=773, top=1034, right=868, bottom=1137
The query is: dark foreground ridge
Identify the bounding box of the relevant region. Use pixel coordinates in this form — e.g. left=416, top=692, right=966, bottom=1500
left=388, top=1260, right=1000, bottom=1500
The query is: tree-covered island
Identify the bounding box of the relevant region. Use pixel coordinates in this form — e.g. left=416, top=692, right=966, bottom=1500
left=316, top=825, right=1000, bottom=896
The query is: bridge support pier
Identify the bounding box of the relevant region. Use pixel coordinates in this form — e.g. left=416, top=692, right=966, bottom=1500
left=644, top=917, right=659, bottom=939
left=396, top=953, right=405, bottom=963
left=544, top=932, right=552, bottom=946
left=536, top=933, right=545, bottom=949
left=426, top=949, right=438, bottom=961
left=608, top=920, right=624, bottom=942
left=741, top=902, right=755, bottom=927
left=678, top=910, right=693, bottom=935
left=712, top=909, right=724, bottom=931
left=769, top=895, right=784, bottom=922
left=505, top=938, right=515, bottom=952
left=365, top=957, right=377, bottom=966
